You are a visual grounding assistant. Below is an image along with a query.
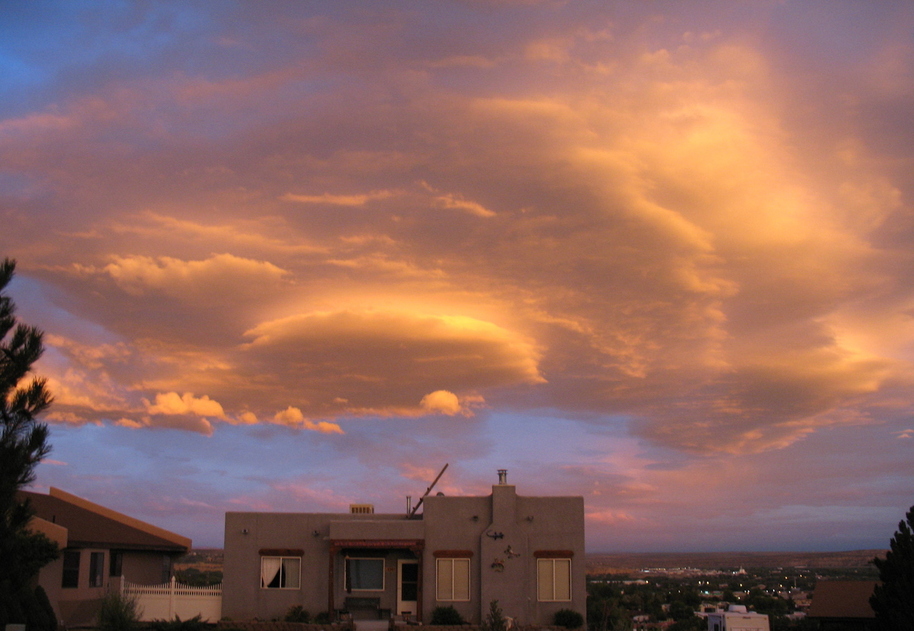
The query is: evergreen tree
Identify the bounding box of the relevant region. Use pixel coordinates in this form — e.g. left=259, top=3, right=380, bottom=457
left=870, top=504, right=914, bottom=631
left=0, top=257, right=57, bottom=592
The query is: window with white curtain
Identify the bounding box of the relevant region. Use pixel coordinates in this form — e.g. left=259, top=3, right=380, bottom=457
left=436, top=558, right=470, bottom=601
left=261, top=556, right=301, bottom=589
left=537, top=558, right=571, bottom=601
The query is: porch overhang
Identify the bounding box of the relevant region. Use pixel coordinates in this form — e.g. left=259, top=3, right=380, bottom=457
left=327, top=538, right=425, bottom=621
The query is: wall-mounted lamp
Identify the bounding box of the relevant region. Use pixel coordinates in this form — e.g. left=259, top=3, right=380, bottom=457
left=241, top=528, right=250, bottom=535
left=472, top=515, right=479, bottom=522
left=525, top=516, right=534, bottom=522
left=312, top=530, right=321, bottom=537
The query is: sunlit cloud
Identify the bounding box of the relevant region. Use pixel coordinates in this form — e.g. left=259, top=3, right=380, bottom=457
left=6, top=0, right=914, bottom=551
left=420, top=390, right=463, bottom=416
left=272, top=406, right=344, bottom=434
left=79, top=254, right=288, bottom=298
left=281, top=191, right=396, bottom=206
left=144, top=392, right=227, bottom=419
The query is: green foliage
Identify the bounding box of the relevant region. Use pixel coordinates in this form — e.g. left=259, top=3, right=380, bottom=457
left=175, top=567, right=223, bottom=586
left=666, top=617, right=704, bottom=631
left=870, top=504, right=914, bottom=631
left=482, top=600, right=507, bottom=631
left=0, top=582, right=26, bottom=627
left=430, top=605, right=466, bottom=625
left=284, top=605, right=311, bottom=623
left=313, top=611, right=333, bottom=624
left=149, top=614, right=207, bottom=631
left=553, top=608, right=584, bottom=629
left=668, top=600, right=694, bottom=622
left=98, top=590, right=141, bottom=631
left=0, top=258, right=57, bottom=587
left=33, top=586, right=57, bottom=631
left=743, top=588, right=788, bottom=616
left=19, top=584, right=56, bottom=631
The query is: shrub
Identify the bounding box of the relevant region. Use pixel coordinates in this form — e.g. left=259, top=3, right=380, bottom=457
left=285, top=606, right=311, bottom=623
left=430, top=606, right=465, bottom=625
left=553, top=609, right=584, bottom=629
left=33, top=586, right=57, bottom=631
left=483, top=601, right=507, bottom=631
left=149, top=614, right=207, bottom=631
left=20, top=586, right=56, bottom=631
left=313, top=611, right=333, bottom=625
left=98, top=590, right=141, bottom=631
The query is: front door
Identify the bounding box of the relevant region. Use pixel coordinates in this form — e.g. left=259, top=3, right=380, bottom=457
left=397, top=559, right=418, bottom=616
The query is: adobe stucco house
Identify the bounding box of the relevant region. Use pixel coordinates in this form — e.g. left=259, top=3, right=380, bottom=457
left=223, top=471, right=585, bottom=626
left=22, top=487, right=191, bottom=627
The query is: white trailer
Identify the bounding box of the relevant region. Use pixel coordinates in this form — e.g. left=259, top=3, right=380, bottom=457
left=707, top=605, right=770, bottom=631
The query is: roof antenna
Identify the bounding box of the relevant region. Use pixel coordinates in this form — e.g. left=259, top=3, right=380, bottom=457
left=409, top=463, right=448, bottom=518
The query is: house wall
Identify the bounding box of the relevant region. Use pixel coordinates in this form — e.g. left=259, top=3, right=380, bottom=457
left=121, top=550, right=176, bottom=585
left=225, top=512, right=420, bottom=622
left=35, top=556, right=65, bottom=623
left=224, top=484, right=585, bottom=627
left=423, top=486, right=586, bottom=627
left=225, top=512, right=333, bottom=621
left=422, top=496, right=489, bottom=624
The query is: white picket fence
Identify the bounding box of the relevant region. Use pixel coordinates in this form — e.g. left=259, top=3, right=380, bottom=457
left=120, top=576, right=222, bottom=622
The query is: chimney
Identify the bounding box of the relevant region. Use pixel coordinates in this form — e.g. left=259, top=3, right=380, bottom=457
left=497, top=469, right=508, bottom=485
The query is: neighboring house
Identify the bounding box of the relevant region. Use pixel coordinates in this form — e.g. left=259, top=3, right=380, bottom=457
left=807, top=581, right=878, bottom=631
left=223, top=470, right=585, bottom=626
left=21, top=487, right=192, bottom=628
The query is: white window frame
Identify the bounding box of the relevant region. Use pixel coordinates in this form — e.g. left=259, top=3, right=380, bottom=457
left=346, top=557, right=385, bottom=591
left=537, top=558, right=572, bottom=602
left=436, top=558, right=471, bottom=602
left=261, top=556, right=301, bottom=589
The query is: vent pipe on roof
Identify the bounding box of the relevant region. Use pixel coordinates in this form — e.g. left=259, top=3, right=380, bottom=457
left=406, top=496, right=412, bottom=516
left=497, top=469, right=508, bottom=484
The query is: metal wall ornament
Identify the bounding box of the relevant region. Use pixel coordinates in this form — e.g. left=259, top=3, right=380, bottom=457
left=490, top=558, right=505, bottom=572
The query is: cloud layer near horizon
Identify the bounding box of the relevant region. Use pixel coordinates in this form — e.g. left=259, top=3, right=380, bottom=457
left=2, top=1, right=912, bottom=550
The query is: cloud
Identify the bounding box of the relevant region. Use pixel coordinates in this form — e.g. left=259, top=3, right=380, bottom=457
left=432, top=193, right=497, bottom=218
left=240, top=309, right=543, bottom=417
left=145, top=392, right=226, bottom=419
left=420, top=390, right=463, bottom=416
left=93, top=253, right=288, bottom=298
left=272, top=406, right=345, bottom=434
left=281, top=191, right=396, bottom=206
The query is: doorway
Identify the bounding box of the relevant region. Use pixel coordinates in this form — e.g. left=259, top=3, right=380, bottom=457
left=397, top=559, right=418, bottom=616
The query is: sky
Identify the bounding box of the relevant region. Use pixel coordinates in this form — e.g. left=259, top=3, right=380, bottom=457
left=1, top=1, right=913, bottom=553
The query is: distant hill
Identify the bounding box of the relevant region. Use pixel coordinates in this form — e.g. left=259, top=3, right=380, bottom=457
left=586, top=550, right=885, bottom=574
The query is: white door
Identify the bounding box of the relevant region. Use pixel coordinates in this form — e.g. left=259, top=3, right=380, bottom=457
left=397, top=559, right=419, bottom=616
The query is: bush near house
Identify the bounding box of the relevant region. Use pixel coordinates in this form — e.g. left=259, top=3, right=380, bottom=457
left=552, top=609, right=584, bottom=630
left=431, top=606, right=466, bottom=625
left=285, top=606, right=311, bottom=623
left=97, top=590, right=141, bottom=631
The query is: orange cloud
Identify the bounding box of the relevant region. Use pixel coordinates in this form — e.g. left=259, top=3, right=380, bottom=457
left=145, top=392, right=227, bottom=419
left=420, top=390, right=463, bottom=416
left=272, top=406, right=344, bottom=434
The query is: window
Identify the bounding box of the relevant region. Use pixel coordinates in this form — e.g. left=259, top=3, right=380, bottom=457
left=90, top=552, right=105, bottom=587
left=537, top=558, right=571, bottom=601
left=62, top=550, right=80, bottom=588
left=346, top=558, right=384, bottom=591
left=261, top=556, right=301, bottom=589
left=436, top=558, right=470, bottom=601
left=110, top=551, right=124, bottom=577
left=162, top=555, right=173, bottom=583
